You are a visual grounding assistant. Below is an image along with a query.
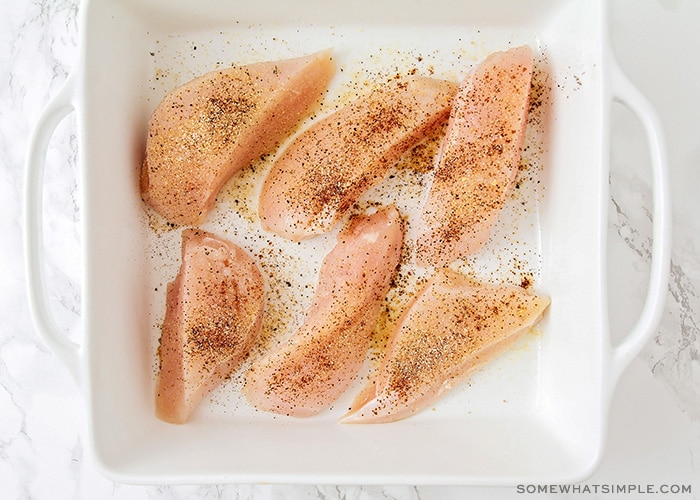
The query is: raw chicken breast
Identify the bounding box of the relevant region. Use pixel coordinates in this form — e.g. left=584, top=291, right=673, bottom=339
left=141, top=50, right=335, bottom=226
left=156, top=229, right=265, bottom=424
left=259, top=77, right=457, bottom=240
left=244, top=206, right=404, bottom=417
left=416, top=46, right=534, bottom=267
left=342, top=268, right=549, bottom=424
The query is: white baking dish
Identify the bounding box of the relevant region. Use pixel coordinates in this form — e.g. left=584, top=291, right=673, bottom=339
left=25, top=0, right=671, bottom=485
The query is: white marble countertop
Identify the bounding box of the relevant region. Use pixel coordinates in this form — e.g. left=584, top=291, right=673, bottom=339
left=2, top=0, right=699, bottom=498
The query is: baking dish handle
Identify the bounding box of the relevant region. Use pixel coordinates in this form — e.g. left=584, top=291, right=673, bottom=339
left=24, top=73, right=82, bottom=386
left=608, top=61, right=672, bottom=385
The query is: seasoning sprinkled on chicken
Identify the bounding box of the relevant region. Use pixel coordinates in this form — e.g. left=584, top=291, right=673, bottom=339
left=244, top=206, right=404, bottom=417
left=141, top=50, right=335, bottom=226
left=156, top=229, right=265, bottom=424
left=342, top=268, right=549, bottom=424
left=259, top=77, right=457, bottom=240
left=416, top=46, right=534, bottom=267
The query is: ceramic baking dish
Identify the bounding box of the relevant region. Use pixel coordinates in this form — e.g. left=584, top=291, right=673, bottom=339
left=25, top=0, right=671, bottom=485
